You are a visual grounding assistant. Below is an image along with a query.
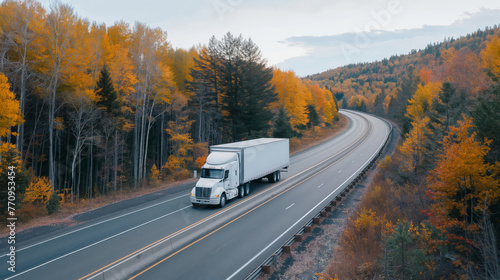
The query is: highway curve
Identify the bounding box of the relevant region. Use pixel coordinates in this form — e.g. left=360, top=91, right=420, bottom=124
left=0, top=110, right=390, bottom=280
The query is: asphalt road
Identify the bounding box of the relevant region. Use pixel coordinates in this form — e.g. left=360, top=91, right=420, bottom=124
left=0, top=110, right=390, bottom=280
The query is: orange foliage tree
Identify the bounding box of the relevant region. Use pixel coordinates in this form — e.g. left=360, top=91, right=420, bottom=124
left=441, top=47, right=488, bottom=99
left=270, top=68, right=309, bottom=131
left=427, top=116, right=500, bottom=273
left=0, top=73, right=24, bottom=138
left=22, top=176, right=52, bottom=205
left=481, top=35, right=500, bottom=81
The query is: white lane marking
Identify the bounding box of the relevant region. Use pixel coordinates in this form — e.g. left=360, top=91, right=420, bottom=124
left=26, top=110, right=363, bottom=279
left=226, top=112, right=390, bottom=280
left=338, top=170, right=342, bottom=173
left=285, top=203, right=295, bottom=210
left=85, top=125, right=369, bottom=279
left=317, top=183, right=324, bottom=189
left=4, top=205, right=192, bottom=280
left=1, top=193, right=191, bottom=255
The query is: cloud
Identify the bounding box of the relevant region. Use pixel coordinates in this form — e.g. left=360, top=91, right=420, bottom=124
left=278, top=8, right=500, bottom=76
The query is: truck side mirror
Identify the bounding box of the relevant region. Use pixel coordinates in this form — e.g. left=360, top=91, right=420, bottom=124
left=224, top=170, right=229, bottom=180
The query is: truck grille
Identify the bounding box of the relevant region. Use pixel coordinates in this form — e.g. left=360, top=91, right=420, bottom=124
left=195, top=187, right=212, bottom=199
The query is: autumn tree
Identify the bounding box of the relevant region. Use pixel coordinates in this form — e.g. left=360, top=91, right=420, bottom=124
left=347, top=94, right=368, bottom=112
left=0, top=73, right=23, bottom=140
left=270, top=68, right=309, bottom=131
left=163, top=92, right=194, bottom=179
left=398, top=115, right=432, bottom=175
left=0, top=0, right=44, bottom=155
left=441, top=47, right=488, bottom=100
left=167, top=47, right=196, bottom=91
left=42, top=2, right=90, bottom=188
left=481, top=35, right=500, bottom=81
left=67, top=90, right=98, bottom=202
left=0, top=142, right=32, bottom=218
left=328, top=208, right=385, bottom=279
left=129, top=22, right=173, bottom=185
left=104, top=21, right=137, bottom=192
left=427, top=116, right=500, bottom=278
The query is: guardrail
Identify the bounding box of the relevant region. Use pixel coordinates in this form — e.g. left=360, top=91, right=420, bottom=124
left=246, top=116, right=393, bottom=280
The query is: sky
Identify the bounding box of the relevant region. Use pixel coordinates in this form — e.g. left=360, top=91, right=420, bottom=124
left=38, top=0, right=500, bottom=76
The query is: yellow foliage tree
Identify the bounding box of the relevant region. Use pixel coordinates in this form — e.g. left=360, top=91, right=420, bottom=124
left=398, top=116, right=431, bottom=173
left=405, top=81, right=442, bottom=122
left=0, top=73, right=24, bottom=138
left=271, top=68, right=309, bottom=130
left=150, top=164, right=160, bottom=185
left=481, top=35, right=500, bottom=81
left=23, top=176, right=53, bottom=205
left=347, top=94, right=369, bottom=110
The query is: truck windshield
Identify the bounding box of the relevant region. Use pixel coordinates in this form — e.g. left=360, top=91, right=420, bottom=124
left=201, top=168, right=224, bottom=179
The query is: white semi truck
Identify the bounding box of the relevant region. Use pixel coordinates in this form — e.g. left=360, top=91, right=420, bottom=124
left=191, top=138, right=290, bottom=208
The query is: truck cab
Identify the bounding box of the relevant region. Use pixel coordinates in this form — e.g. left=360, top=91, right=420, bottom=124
left=191, top=152, right=241, bottom=207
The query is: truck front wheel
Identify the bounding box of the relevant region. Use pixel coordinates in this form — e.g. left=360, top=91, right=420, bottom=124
left=219, top=194, right=226, bottom=208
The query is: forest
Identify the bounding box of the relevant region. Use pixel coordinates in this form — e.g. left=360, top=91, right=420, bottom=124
left=0, top=0, right=338, bottom=219
left=315, top=26, right=500, bottom=279
left=1, top=0, right=499, bottom=279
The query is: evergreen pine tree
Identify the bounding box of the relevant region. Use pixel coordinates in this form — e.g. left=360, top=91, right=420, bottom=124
left=332, top=96, right=340, bottom=121
left=306, top=104, right=320, bottom=128
left=341, top=97, right=348, bottom=109
left=187, top=41, right=222, bottom=144
left=473, top=82, right=500, bottom=162
left=95, top=65, right=118, bottom=114
left=389, top=65, right=420, bottom=135
left=218, top=33, right=276, bottom=141
left=372, top=92, right=386, bottom=116
left=273, top=106, right=293, bottom=138
left=188, top=33, right=277, bottom=142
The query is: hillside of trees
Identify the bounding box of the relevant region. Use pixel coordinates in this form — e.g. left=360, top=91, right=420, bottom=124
left=0, top=0, right=338, bottom=219
left=314, top=27, right=500, bottom=279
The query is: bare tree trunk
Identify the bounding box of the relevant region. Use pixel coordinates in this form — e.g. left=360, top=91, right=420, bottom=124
left=48, top=63, right=58, bottom=189
left=77, top=152, right=81, bottom=203
left=71, top=126, right=81, bottom=204
left=113, top=130, right=118, bottom=191
left=133, top=97, right=140, bottom=186
left=160, top=113, right=164, bottom=166
left=89, top=125, right=93, bottom=198
left=476, top=193, right=500, bottom=280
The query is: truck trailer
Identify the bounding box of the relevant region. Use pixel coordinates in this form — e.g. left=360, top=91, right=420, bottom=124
left=191, top=138, right=289, bottom=208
